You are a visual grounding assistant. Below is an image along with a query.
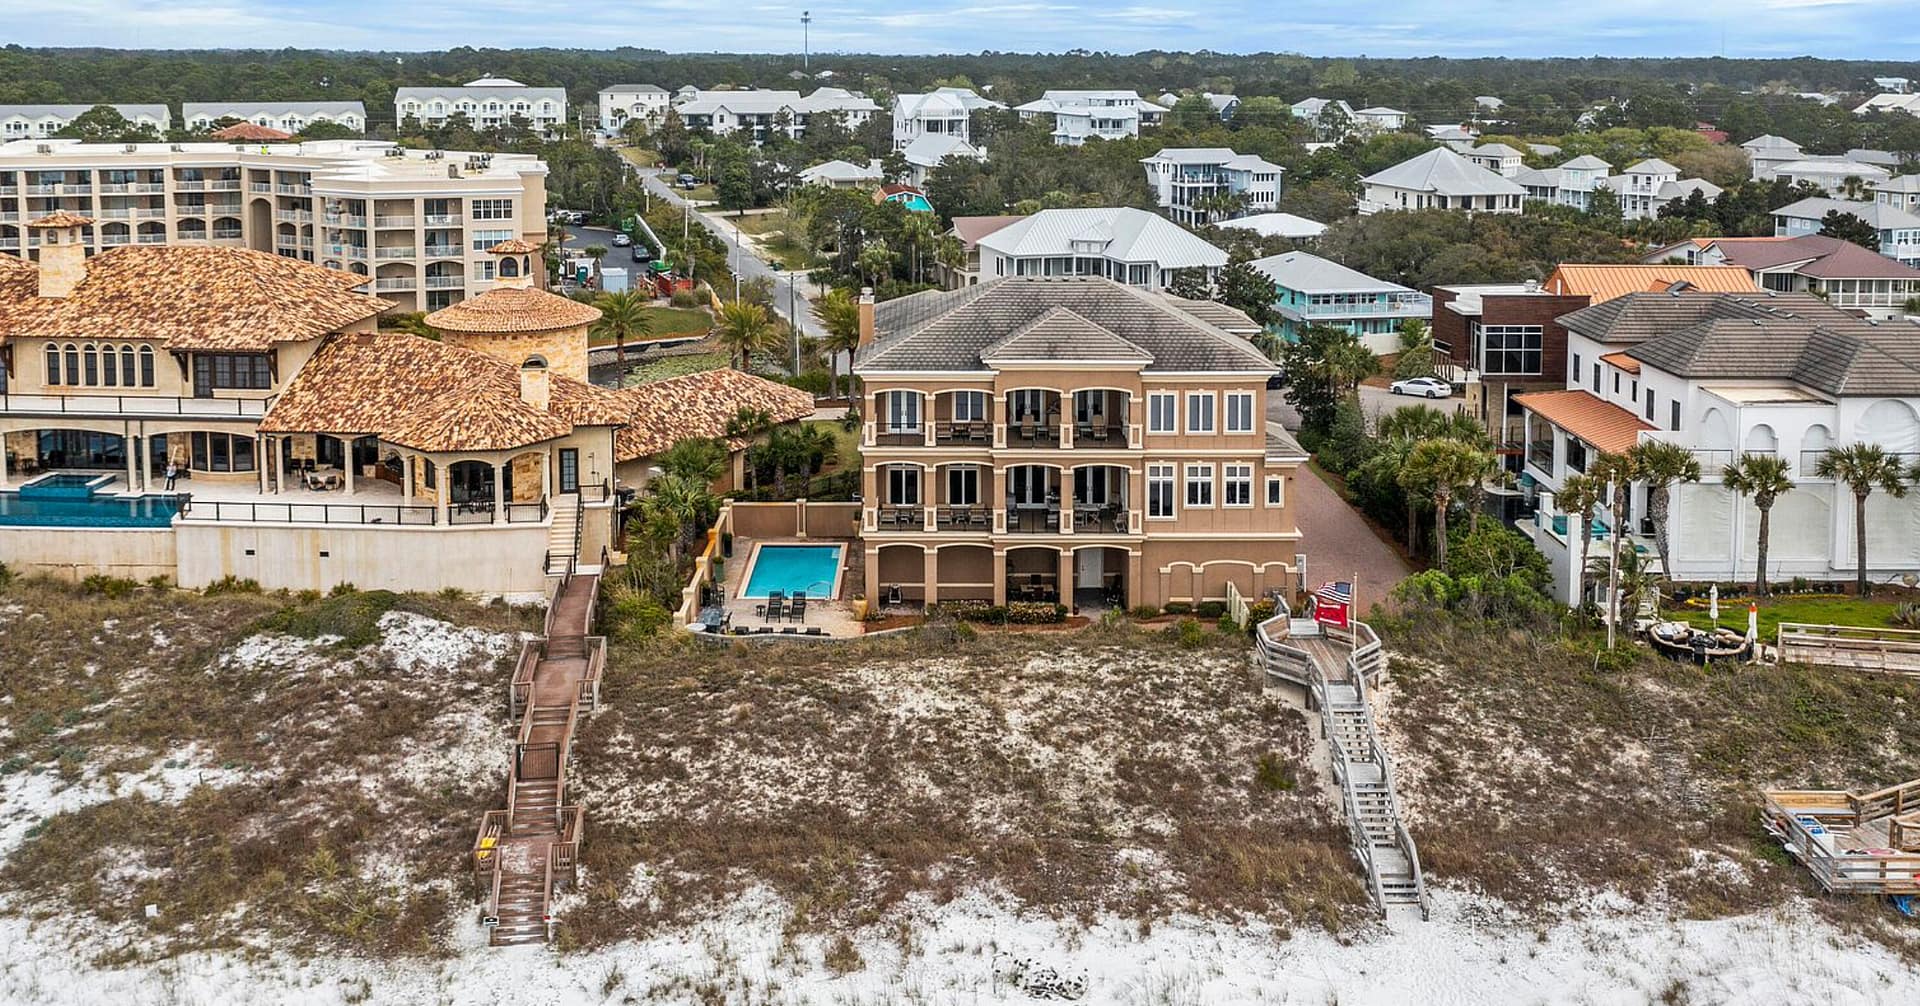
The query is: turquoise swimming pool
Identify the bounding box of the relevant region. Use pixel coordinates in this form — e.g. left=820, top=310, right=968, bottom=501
left=741, top=544, right=844, bottom=599
left=884, top=192, right=934, bottom=213
left=0, top=472, right=179, bottom=527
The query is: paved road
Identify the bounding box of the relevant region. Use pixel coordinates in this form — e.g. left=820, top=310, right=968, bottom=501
left=1267, top=382, right=1464, bottom=431
left=636, top=168, right=826, bottom=341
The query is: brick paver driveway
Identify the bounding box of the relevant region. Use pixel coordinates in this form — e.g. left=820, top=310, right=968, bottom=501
left=1291, top=462, right=1412, bottom=606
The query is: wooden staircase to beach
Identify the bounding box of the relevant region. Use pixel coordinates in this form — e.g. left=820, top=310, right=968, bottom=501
left=1256, top=614, right=1429, bottom=918
left=472, top=564, right=604, bottom=947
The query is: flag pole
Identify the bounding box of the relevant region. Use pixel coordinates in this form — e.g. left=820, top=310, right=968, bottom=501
left=1352, top=570, right=1360, bottom=658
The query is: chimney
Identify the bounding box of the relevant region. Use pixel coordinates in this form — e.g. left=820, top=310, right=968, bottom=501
left=27, top=213, right=92, bottom=299
left=856, top=287, right=877, bottom=349
left=519, top=357, right=551, bottom=412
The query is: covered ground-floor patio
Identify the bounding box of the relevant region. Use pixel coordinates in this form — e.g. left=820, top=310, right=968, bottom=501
left=866, top=541, right=1137, bottom=611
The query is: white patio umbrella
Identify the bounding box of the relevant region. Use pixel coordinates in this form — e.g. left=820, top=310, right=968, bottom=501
left=1708, top=584, right=1719, bottom=626
left=1747, top=601, right=1761, bottom=662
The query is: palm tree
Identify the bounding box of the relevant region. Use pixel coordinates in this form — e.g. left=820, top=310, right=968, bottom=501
left=591, top=289, right=653, bottom=362
left=857, top=239, right=895, bottom=289
left=1398, top=438, right=1494, bottom=567
left=1722, top=453, right=1794, bottom=595
left=1589, top=450, right=1644, bottom=648
left=642, top=473, right=719, bottom=560
left=713, top=299, right=776, bottom=371
left=654, top=437, right=728, bottom=484
left=1816, top=443, right=1908, bottom=595
left=812, top=287, right=862, bottom=401
left=1556, top=473, right=1606, bottom=609
left=933, top=234, right=967, bottom=287
left=901, top=214, right=937, bottom=284
left=1628, top=440, right=1701, bottom=582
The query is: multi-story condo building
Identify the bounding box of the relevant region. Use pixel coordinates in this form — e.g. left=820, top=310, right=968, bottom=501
left=1013, top=91, right=1155, bottom=146
left=0, top=138, right=549, bottom=313
left=891, top=87, right=1003, bottom=151
left=394, top=76, right=567, bottom=134
left=1515, top=291, right=1920, bottom=604
left=181, top=103, right=367, bottom=135
left=0, top=227, right=811, bottom=597
left=0, top=104, right=171, bottom=140
left=1771, top=196, right=1920, bottom=267
left=1139, top=147, right=1284, bottom=226
left=672, top=87, right=879, bottom=143
left=1249, top=250, right=1431, bottom=351
left=1359, top=147, right=1525, bottom=215
left=974, top=207, right=1228, bottom=290
left=850, top=276, right=1304, bottom=610
left=597, top=84, right=670, bottom=132
left=1641, top=234, right=1920, bottom=320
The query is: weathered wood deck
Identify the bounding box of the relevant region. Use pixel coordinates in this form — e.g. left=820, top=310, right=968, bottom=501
left=1763, top=779, right=1920, bottom=895
left=472, top=568, right=603, bottom=947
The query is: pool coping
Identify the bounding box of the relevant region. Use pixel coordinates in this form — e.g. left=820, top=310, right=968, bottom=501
left=736, top=540, right=846, bottom=601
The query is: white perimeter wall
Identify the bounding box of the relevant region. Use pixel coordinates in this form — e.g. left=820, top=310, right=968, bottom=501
left=0, top=527, right=176, bottom=581
left=175, top=523, right=552, bottom=599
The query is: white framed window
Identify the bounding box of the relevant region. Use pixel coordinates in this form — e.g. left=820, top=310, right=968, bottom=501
left=1225, top=392, right=1255, bottom=433
left=883, top=390, right=921, bottom=431
left=945, top=465, right=980, bottom=505
left=950, top=390, right=985, bottom=422
left=1148, top=392, right=1176, bottom=434
left=470, top=228, right=512, bottom=251
left=1147, top=463, right=1176, bottom=518
left=1185, top=463, right=1214, bottom=507
left=470, top=198, right=514, bottom=221
left=1266, top=475, right=1284, bottom=506
left=887, top=466, right=920, bottom=506
left=1185, top=392, right=1215, bottom=434
left=1224, top=463, right=1253, bottom=506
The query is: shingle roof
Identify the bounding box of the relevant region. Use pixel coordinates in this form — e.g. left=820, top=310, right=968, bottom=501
left=488, top=237, right=542, bottom=255
left=1707, top=234, right=1920, bottom=280
left=1557, top=290, right=1838, bottom=344
left=425, top=286, right=601, bottom=335
left=259, top=332, right=628, bottom=450
left=1625, top=314, right=1920, bottom=397
left=855, top=277, right=1276, bottom=375
left=0, top=245, right=389, bottom=351
left=614, top=367, right=816, bottom=459
left=1542, top=264, right=1759, bottom=302
left=1515, top=390, right=1653, bottom=454
left=950, top=214, right=1025, bottom=248
left=1156, top=293, right=1260, bottom=335
left=1599, top=351, right=1641, bottom=374
left=1362, top=147, right=1526, bottom=197
left=977, top=208, right=1227, bottom=270
left=980, top=307, right=1154, bottom=364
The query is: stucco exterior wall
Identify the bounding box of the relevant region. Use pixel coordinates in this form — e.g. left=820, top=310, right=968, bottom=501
left=0, top=526, right=176, bottom=581
left=175, top=522, right=550, bottom=598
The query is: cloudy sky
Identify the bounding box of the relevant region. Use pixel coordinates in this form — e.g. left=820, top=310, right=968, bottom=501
left=3, top=0, right=1916, bottom=58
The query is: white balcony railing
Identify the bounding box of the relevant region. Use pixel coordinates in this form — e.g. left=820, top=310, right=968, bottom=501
left=424, top=276, right=465, bottom=289
left=374, top=246, right=417, bottom=259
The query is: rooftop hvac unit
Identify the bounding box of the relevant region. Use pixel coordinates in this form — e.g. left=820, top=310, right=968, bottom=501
left=384, top=148, right=404, bottom=157
left=34, top=144, right=50, bottom=154
left=447, top=165, right=460, bottom=179
left=123, top=144, right=137, bottom=153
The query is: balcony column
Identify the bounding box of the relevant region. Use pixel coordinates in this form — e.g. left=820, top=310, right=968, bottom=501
left=401, top=454, right=414, bottom=503
left=343, top=449, right=356, bottom=496
left=0, top=439, right=9, bottom=489
left=492, top=460, right=506, bottom=524
left=256, top=435, right=268, bottom=494
left=142, top=436, right=156, bottom=494
left=991, top=466, right=1008, bottom=534
left=1057, top=548, right=1074, bottom=608
left=992, top=549, right=1008, bottom=606
left=124, top=434, right=138, bottom=493
left=923, top=548, right=939, bottom=606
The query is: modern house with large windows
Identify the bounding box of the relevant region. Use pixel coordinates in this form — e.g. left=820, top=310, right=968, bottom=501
left=1139, top=147, right=1284, bottom=226
left=1248, top=250, right=1431, bottom=351
left=0, top=226, right=811, bottom=597
left=1515, top=291, right=1920, bottom=605
left=851, top=277, right=1305, bottom=610
left=0, top=138, right=549, bottom=313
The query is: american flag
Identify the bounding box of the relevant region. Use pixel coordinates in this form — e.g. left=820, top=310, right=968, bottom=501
left=1315, top=581, right=1353, bottom=605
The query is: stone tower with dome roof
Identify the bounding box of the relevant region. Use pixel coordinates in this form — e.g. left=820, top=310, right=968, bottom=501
left=424, top=238, right=599, bottom=383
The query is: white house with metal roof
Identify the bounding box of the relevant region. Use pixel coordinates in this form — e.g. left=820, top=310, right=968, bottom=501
left=1359, top=146, right=1525, bottom=215
left=974, top=207, right=1227, bottom=290
left=1214, top=212, right=1329, bottom=241
left=1354, top=107, right=1408, bottom=132
left=1855, top=92, right=1920, bottom=117
left=395, top=76, right=566, bottom=133
left=673, top=87, right=879, bottom=143
left=892, top=88, right=1003, bottom=151
left=1139, top=147, right=1283, bottom=226
left=1769, top=158, right=1891, bottom=195
left=1513, top=153, right=1612, bottom=211
left=0, top=104, right=171, bottom=140
left=1741, top=134, right=1805, bottom=180
left=899, top=134, right=984, bottom=187
left=182, top=102, right=366, bottom=135
left=1014, top=91, right=1157, bottom=146
left=1248, top=250, right=1431, bottom=351
left=597, top=84, right=670, bottom=132
left=799, top=158, right=884, bottom=188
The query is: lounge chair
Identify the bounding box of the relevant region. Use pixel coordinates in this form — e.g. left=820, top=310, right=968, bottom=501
left=804, top=627, right=823, bottom=636
left=791, top=596, right=808, bottom=623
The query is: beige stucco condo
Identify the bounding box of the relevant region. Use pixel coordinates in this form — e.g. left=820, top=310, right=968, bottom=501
left=0, top=219, right=812, bottom=598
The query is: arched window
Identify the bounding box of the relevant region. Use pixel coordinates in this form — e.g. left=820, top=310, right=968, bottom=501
left=101, top=343, right=116, bottom=386
left=138, top=345, right=155, bottom=387
left=45, top=342, right=59, bottom=385
left=64, top=343, right=78, bottom=385
left=79, top=344, right=98, bottom=386
left=499, top=255, right=519, bottom=278
left=120, top=345, right=134, bottom=385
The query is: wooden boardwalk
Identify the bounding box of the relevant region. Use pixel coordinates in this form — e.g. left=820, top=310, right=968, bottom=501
left=472, top=568, right=604, bottom=947
left=1764, top=779, right=1920, bottom=895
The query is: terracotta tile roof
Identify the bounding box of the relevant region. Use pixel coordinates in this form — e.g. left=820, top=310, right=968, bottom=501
left=951, top=215, right=1025, bottom=248
left=1599, top=351, right=1641, bottom=374
left=488, top=237, right=543, bottom=254
left=0, top=254, right=38, bottom=326
left=261, top=332, right=629, bottom=453
left=1514, top=389, right=1654, bottom=455
left=210, top=122, right=293, bottom=141
left=424, top=286, right=601, bottom=335
left=615, top=367, right=816, bottom=461
left=26, top=211, right=95, bottom=229
left=1542, top=264, right=1758, bottom=303
left=0, top=245, right=390, bottom=351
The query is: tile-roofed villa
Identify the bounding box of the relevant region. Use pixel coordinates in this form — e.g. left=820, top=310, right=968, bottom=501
left=850, top=276, right=1303, bottom=611
left=1515, top=288, right=1920, bottom=605
left=0, top=220, right=821, bottom=599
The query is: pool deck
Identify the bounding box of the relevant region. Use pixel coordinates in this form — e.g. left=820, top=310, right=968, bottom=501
left=708, top=536, right=864, bottom=638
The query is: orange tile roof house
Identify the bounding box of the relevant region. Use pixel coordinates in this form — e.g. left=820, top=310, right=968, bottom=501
left=0, top=224, right=816, bottom=598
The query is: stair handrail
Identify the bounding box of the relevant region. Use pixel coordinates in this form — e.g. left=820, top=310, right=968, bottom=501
left=485, top=859, right=504, bottom=926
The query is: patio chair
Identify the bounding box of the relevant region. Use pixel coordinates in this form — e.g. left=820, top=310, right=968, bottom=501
left=791, top=597, right=808, bottom=623
left=804, top=627, right=823, bottom=636
left=1045, top=509, right=1060, bottom=531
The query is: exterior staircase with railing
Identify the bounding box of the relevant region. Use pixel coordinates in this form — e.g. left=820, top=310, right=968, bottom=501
left=1256, top=611, right=1429, bottom=919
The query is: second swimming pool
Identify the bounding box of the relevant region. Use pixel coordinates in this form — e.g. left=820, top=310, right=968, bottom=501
left=740, top=544, right=844, bottom=600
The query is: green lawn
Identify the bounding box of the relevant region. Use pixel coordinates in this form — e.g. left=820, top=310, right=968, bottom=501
left=683, top=184, right=718, bottom=203
left=801, top=418, right=860, bottom=474
left=1670, top=592, right=1903, bottom=637
left=589, top=305, right=712, bottom=346
left=625, top=352, right=731, bottom=385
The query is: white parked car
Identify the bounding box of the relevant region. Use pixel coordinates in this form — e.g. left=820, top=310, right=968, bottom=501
left=611, top=233, right=632, bottom=247
left=1389, top=376, right=1452, bottom=398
